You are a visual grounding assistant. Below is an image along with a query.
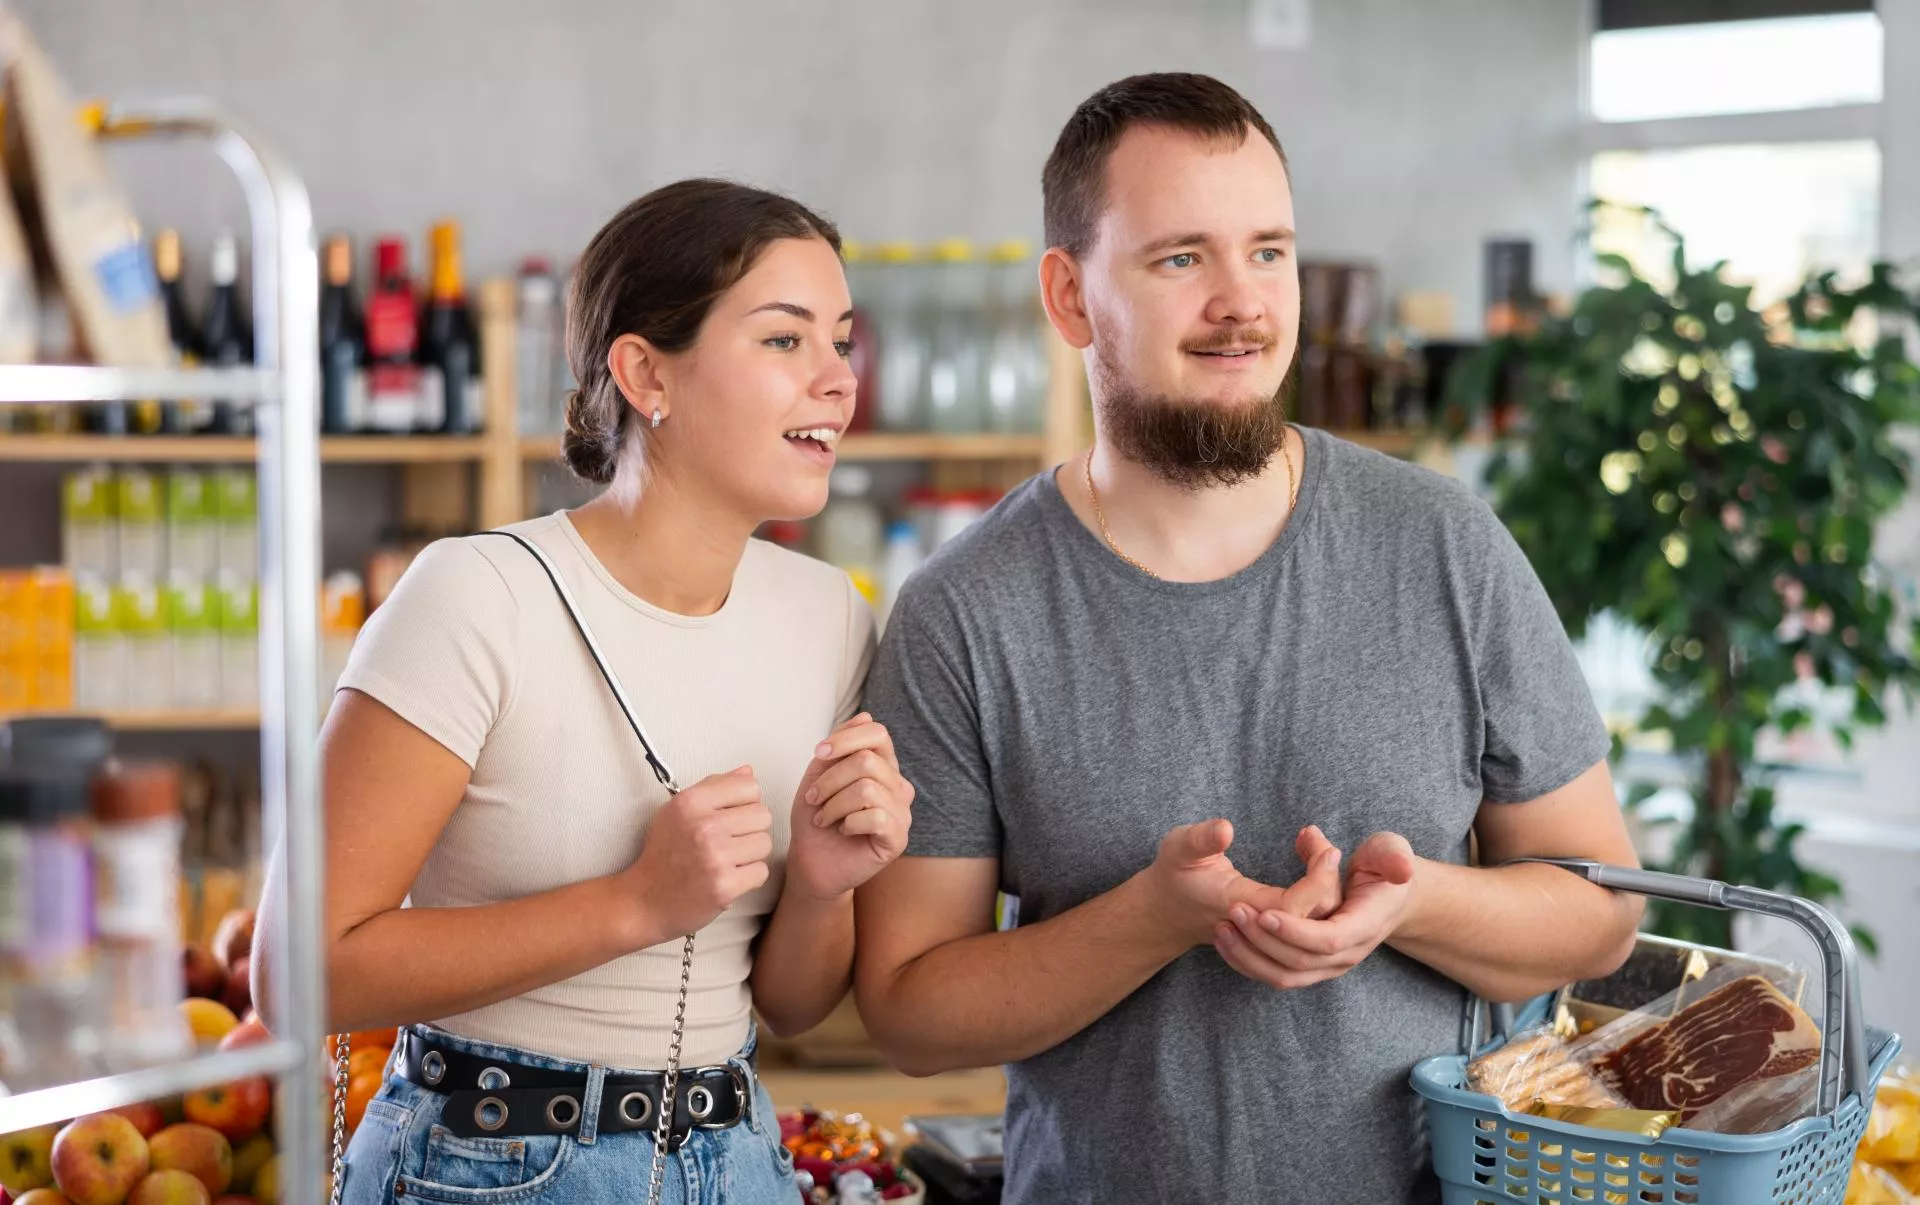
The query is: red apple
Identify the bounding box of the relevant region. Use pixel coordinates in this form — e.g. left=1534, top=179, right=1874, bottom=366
left=145, top=1128, right=228, bottom=1199
left=181, top=948, right=226, bottom=1004
left=180, top=1081, right=269, bottom=1144
left=50, top=1115, right=149, bottom=1205
left=218, top=960, right=251, bottom=1021
left=0, top=1124, right=60, bottom=1194
left=208, top=912, right=254, bottom=973
left=103, top=1106, right=163, bottom=1142
left=215, top=1019, right=269, bottom=1055
left=127, top=1171, right=208, bottom=1205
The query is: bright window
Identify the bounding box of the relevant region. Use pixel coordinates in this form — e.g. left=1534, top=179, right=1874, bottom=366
left=1589, top=13, right=1883, bottom=123
left=1588, top=140, right=1881, bottom=305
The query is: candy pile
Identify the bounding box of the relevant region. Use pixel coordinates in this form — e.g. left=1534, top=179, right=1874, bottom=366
left=778, top=1109, right=921, bottom=1202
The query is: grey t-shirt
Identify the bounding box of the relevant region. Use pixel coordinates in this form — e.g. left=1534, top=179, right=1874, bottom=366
left=865, top=428, right=1610, bottom=1204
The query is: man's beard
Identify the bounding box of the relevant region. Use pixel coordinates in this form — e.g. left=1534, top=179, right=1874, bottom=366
left=1093, top=335, right=1297, bottom=491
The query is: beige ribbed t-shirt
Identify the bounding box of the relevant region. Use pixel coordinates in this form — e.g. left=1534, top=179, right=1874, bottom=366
left=336, top=511, right=875, bottom=1068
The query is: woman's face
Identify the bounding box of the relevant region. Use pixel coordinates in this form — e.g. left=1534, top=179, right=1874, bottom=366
left=649, top=236, right=857, bottom=523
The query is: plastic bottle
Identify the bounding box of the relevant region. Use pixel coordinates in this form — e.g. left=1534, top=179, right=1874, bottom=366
left=0, top=717, right=111, bottom=1088
left=872, top=244, right=927, bottom=432
left=922, top=239, right=987, bottom=434
left=817, top=467, right=885, bottom=604
left=878, top=519, right=925, bottom=633
left=984, top=240, right=1049, bottom=433
left=91, top=760, right=190, bottom=1068
left=516, top=258, right=559, bottom=436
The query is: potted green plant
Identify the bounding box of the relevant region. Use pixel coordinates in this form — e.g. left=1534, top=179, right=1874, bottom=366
left=1442, top=205, right=1920, bottom=948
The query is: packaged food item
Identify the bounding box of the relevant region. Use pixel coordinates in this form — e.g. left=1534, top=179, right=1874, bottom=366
left=0, top=11, right=170, bottom=367
left=114, top=466, right=165, bottom=581
left=1522, top=1101, right=1678, bottom=1139
left=62, top=465, right=117, bottom=581
left=116, top=573, right=168, bottom=711
left=1467, top=962, right=1823, bottom=1135
left=1847, top=1161, right=1918, bottom=1205
left=0, top=97, right=35, bottom=363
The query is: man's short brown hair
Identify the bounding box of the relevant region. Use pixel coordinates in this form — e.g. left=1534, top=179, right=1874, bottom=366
left=1042, top=72, right=1289, bottom=257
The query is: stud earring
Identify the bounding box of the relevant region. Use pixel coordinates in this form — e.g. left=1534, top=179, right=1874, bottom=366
left=651, top=409, right=663, bottom=429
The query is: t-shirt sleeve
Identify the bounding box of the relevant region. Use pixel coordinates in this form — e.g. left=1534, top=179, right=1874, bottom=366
left=335, top=537, right=519, bottom=768
left=864, top=580, right=1001, bottom=858
left=1472, top=505, right=1612, bottom=803
left=835, top=574, right=878, bottom=725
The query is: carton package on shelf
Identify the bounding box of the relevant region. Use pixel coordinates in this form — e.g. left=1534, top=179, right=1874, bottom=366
left=73, top=572, right=120, bottom=709
left=321, top=570, right=366, bottom=710
left=114, top=466, right=165, bottom=579
left=62, top=464, right=117, bottom=580
left=213, top=468, right=257, bottom=583
left=216, top=575, right=259, bottom=709
left=166, top=571, right=220, bottom=710
left=0, top=9, right=172, bottom=368
left=117, top=573, right=168, bottom=711
left=165, top=469, right=216, bottom=579
left=0, top=566, right=73, bottom=711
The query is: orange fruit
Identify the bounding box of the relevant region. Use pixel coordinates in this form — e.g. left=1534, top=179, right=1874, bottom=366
left=348, top=1028, right=399, bottom=1050
left=345, top=1070, right=383, bottom=1134
left=347, top=1046, right=392, bottom=1082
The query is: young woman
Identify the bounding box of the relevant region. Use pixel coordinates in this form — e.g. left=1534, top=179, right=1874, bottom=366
left=258, top=180, right=913, bottom=1204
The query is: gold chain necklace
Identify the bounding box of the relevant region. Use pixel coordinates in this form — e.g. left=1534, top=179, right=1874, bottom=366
left=1085, top=427, right=1298, bottom=581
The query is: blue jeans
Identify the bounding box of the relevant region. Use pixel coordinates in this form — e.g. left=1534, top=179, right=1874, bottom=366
left=340, top=1026, right=799, bottom=1204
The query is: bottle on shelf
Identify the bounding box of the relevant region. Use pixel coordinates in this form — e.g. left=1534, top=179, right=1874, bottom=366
left=201, top=231, right=255, bottom=435
left=365, top=236, right=421, bottom=434
left=515, top=257, right=559, bottom=437
left=319, top=232, right=367, bottom=435
left=153, top=228, right=205, bottom=435
left=984, top=240, right=1048, bottom=434
left=871, top=243, right=927, bottom=433
left=922, top=239, right=987, bottom=435
left=0, top=717, right=112, bottom=1090
left=420, top=219, right=481, bottom=435
left=817, top=466, right=884, bottom=604
left=878, top=518, right=924, bottom=632
left=90, top=760, right=192, bottom=1069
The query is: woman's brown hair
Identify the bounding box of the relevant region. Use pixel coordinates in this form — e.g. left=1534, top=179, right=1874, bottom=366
left=562, top=179, right=842, bottom=484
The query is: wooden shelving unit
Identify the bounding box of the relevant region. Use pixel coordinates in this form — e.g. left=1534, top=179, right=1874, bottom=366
left=0, top=433, right=488, bottom=464
left=520, top=432, right=1049, bottom=464
left=0, top=707, right=262, bottom=731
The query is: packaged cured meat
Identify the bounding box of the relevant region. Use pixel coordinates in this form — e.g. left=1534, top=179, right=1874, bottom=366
left=1466, top=958, right=1824, bottom=1134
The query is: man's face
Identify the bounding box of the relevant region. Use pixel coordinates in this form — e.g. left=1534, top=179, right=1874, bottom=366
left=1080, top=123, right=1300, bottom=487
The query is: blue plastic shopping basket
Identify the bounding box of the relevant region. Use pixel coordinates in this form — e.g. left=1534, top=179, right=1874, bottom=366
left=1411, top=858, right=1901, bottom=1205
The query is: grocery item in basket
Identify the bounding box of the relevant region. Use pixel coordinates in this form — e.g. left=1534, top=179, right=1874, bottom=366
left=0, top=10, right=171, bottom=368
left=1596, top=973, right=1820, bottom=1118
left=1466, top=1030, right=1626, bottom=1110
left=1522, top=1101, right=1679, bottom=1138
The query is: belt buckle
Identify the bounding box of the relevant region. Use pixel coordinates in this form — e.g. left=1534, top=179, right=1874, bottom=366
left=692, top=1063, right=748, bottom=1130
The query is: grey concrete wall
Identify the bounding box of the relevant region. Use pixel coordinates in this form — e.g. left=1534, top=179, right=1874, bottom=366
left=13, top=0, right=1588, bottom=324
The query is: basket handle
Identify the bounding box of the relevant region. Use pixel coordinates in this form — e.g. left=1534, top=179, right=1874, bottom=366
left=1495, top=857, right=1867, bottom=1114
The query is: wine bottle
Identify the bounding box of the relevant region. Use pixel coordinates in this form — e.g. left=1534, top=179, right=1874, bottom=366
left=319, top=234, right=366, bottom=434
left=364, top=236, right=421, bottom=434
left=154, top=229, right=204, bottom=434
left=201, top=233, right=255, bottom=434
left=419, top=220, right=480, bottom=434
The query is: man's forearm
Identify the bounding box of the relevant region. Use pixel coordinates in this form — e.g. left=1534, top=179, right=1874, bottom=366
left=751, top=883, right=856, bottom=1038
left=857, top=872, right=1189, bottom=1076
left=1390, top=859, right=1643, bottom=1003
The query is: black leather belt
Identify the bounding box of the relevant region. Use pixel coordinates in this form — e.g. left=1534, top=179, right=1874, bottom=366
left=395, top=1029, right=750, bottom=1151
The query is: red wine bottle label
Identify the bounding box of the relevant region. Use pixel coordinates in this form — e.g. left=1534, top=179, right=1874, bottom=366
left=366, top=291, right=417, bottom=361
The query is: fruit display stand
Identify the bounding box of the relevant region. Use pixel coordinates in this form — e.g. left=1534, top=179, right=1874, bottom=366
left=0, top=99, right=328, bottom=1205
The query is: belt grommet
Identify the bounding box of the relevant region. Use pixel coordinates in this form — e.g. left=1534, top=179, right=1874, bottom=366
left=421, top=1050, right=446, bottom=1086
left=475, top=1096, right=509, bottom=1132
left=545, top=1094, right=580, bottom=1130
left=478, top=1064, right=512, bottom=1090
left=687, top=1085, right=714, bottom=1121
left=618, top=1091, right=652, bottom=1126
